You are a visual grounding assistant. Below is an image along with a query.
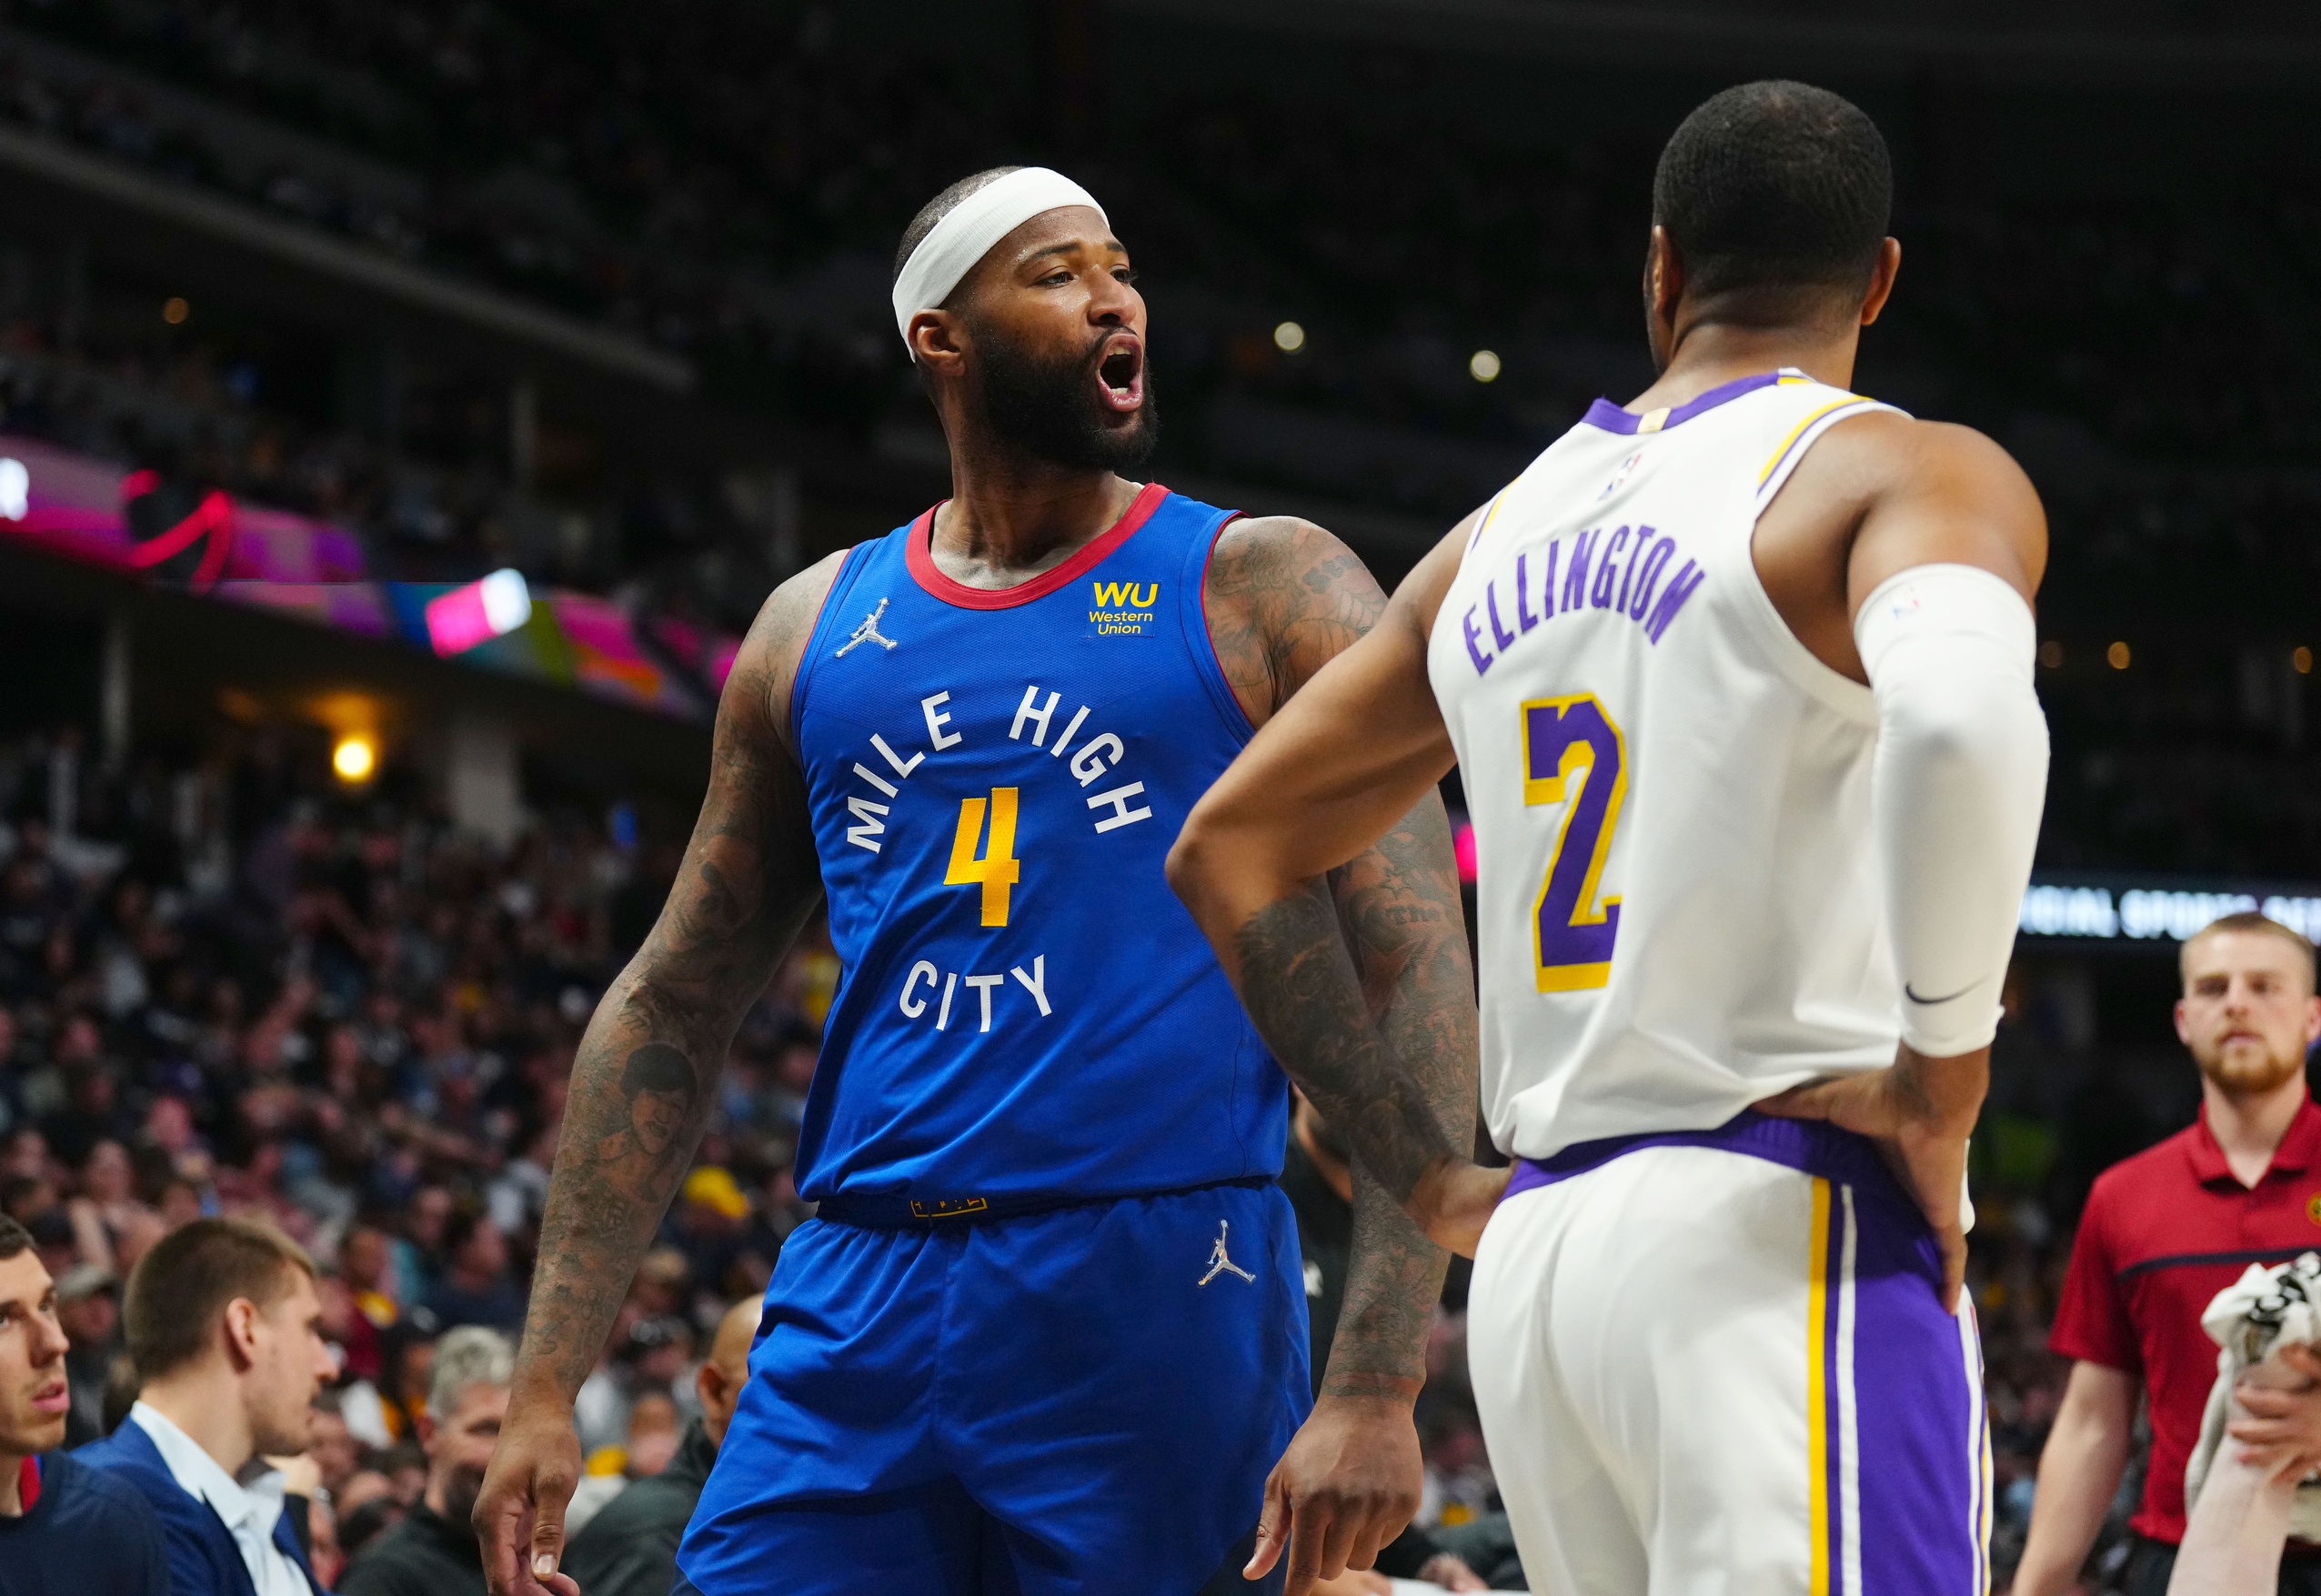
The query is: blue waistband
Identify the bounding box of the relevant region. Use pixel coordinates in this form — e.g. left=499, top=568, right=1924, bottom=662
left=1502, top=1109, right=1905, bottom=1208
left=812, top=1174, right=1275, bottom=1230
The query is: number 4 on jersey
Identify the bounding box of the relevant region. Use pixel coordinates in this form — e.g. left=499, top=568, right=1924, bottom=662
left=1522, top=695, right=1627, bottom=991
left=947, top=788, right=1022, bottom=927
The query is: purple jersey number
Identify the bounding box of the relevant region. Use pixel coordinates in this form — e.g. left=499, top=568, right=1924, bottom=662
left=1522, top=693, right=1627, bottom=991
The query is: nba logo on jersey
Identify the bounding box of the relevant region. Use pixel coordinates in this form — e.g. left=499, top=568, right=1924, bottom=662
left=1599, top=449, right=1646, bottom=500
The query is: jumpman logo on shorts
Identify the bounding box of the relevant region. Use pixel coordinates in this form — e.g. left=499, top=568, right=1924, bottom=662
left=1197, top=1220, right=1256, bottom=1287
left=834, top=597, right=899, bottom=657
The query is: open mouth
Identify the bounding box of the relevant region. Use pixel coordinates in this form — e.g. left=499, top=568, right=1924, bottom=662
left=1095, top=336, right=1144, bottom=414
left=30, top=1381, right=65, bottom=1416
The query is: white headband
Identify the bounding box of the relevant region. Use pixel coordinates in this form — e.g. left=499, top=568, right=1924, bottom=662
left=891, top=167, right=1109, bottom=348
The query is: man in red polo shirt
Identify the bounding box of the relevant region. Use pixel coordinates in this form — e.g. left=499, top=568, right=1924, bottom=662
left=2018, top=911, right=2321, bottom=1596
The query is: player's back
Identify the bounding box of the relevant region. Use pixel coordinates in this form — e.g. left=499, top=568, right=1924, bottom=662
left=1428, top=369, right=1905, bottom=1161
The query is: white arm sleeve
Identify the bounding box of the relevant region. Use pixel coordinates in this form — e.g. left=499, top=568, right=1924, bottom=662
left=1854, top=563, right=2049, bottom=1057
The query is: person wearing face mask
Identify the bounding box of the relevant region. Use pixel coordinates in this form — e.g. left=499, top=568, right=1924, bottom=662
left=2019, top=913, right=2321, bottom=1596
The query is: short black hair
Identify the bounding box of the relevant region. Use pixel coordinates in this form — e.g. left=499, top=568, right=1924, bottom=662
left=620, top=1042, right=693, bottom=1099
left=0, top=1213, right=29, bottom=1260
left=893, top=166, right=1026, bottom=286
left=1653, top=81, right=1891, bottom=303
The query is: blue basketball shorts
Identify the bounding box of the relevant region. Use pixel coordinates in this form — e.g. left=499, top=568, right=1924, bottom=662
left=678, top=1179, right=1311, bottom=1596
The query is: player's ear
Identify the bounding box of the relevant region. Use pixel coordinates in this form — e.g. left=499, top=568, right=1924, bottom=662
left=1643, top=226, right=1683, bottom=368
left=909, top=310, right=969, bottom=381
left=1858, top=238, right=1902, bottom=327
left=1644, top=226, right=1682, bottom=318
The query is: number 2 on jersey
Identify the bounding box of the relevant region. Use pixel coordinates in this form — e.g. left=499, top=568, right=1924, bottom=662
left=1522, top=695, right=1627, bottom=991
left=946, top=788, right=1021, bottom=927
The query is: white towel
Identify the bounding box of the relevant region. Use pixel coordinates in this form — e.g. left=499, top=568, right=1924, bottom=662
left=2185, top=1251, right=2321, bottom=1537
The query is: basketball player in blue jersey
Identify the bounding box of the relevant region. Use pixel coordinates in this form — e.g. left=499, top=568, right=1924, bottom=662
left=1175, top=84, right=2052, bottom=1594
left=473, top=166, right=1476, bottom=1596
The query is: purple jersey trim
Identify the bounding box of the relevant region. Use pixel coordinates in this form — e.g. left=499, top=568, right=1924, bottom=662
left=1581, top=370, right=1789, bottom=436
left=1501, top=1108, right=1907, bottom=1213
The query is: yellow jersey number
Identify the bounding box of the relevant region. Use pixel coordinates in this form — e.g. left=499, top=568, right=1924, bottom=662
left=946, top=787, right=1021, bottom=927
left=1522, top=694, right=1627, bottom=991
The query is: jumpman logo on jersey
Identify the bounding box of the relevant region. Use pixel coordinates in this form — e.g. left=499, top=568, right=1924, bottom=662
left=1196, top=1220, right=1256, bottom=1287
left=834, top=597, right=899, bottom=657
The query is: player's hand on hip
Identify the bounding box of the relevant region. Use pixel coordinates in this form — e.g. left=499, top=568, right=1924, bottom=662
left=1409, top=1160, right=1512, bottom=1258
left=1760, top=1046, right=1984, bottom=1316
left=1246, top=1390, right=1424, bottom=1596
left=475, top=1388, right=586, bottom=1596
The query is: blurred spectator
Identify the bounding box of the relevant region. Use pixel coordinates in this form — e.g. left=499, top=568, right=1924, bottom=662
left=0, top=1212, right=170, bottom=1593
left=335, top=1470, right=396, bottom=1522
left=337, top=1495, right=405, bottom=1567
left=76, top=1217, right=335, bottom=1596
left=620, top=1390, right=680, bottom=1481
left=341, top=1224, right=402, bottom=1332
left=306, top=1390, right=363, bottom=1501
left=665, top=1165, right=749, bottom=1292
left=562, top=1294, right=759, bottom=1596
left=375, top=1320, right=439, bottom=1442
left=377, top=1441, right=428, bottom=1508
left=338, top=1325, right=512, bottom=1596
left=422, top=1211, right=524, bottom=1335
left=305, top=1494, right=345, bottom=1591
left=51, top=1261, right=119, bottom=1448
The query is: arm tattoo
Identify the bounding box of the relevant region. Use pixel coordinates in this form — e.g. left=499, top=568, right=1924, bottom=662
left=1206, top=516, right=1479, bottom=1394
left=1236, top=889, right=1463, bottom=1207
left=515, top=565, right=832, bottom=1400
left=1203, top=517, right=1384, bottom=723
left=1322, top=801, right=1477, bottom=1396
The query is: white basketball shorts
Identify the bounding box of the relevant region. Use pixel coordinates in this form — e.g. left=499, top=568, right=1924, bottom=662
left=1467, top=1111, right=1991, bottom=1596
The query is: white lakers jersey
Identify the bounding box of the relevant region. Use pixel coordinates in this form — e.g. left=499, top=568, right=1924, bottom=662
left=1427, top=369, right=1907, bottom=1161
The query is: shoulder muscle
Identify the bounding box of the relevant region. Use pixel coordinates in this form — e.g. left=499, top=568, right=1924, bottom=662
left=1202, top=515, right=1384, bottom=728
left=1756, top=412, right=2047, bottom=681
left=728, top=547, right=849, bottom=762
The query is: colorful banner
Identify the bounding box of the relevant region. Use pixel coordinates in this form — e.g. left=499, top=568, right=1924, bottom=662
left=0, top=433, right=731, bottom=723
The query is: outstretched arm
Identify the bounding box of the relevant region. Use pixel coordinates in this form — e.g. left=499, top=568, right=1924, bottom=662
left=476, top=555, right=841, bottom=1596
left=1173, top=517, right=1499, bottom=1256
left=1201, top=516, right=1482, bottom=1593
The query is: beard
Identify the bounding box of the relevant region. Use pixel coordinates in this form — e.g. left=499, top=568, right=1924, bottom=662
left=437, top=1463, right=487, bottom=1532
left=2198, top=1038, right=2308, bottom=1097
left=973, top=329, right=1160, bottom=473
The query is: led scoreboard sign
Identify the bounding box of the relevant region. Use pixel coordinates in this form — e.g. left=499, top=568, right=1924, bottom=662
left=2016, top=878, right=2321, bottom=949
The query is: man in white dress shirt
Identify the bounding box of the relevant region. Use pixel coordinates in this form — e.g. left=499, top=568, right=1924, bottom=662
left=78, top=1216, right=337, bottom=1596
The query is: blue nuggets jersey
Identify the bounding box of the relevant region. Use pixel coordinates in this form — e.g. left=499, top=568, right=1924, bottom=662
left=789, top=482, right=1286, bottom=1205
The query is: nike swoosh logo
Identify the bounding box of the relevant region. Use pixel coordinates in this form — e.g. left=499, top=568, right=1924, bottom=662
left=1904, top=980, right=1979, bottom=1006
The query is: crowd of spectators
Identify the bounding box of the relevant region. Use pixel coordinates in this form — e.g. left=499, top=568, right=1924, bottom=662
left=0, top=8, right=2301, bottom=1579
left=0, top=2, right=2306, bottom=881
left=0, top=718, right=831, bottom=1581
left=0, top=716, right=1529, bottom=1587
left=0, top=703, right=2197, bottom=1589
left=0, top=0, right=2308, bottom=501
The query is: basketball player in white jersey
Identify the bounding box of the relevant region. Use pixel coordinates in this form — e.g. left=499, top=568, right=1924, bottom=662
left=1170, top=80, right=2050, bottom=1593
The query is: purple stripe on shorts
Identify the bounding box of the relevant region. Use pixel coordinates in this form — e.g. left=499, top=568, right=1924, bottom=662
left=1501, top=1109, right=1907, bottom=1214
left=1847, top=1180, right=1984, bottom=1593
